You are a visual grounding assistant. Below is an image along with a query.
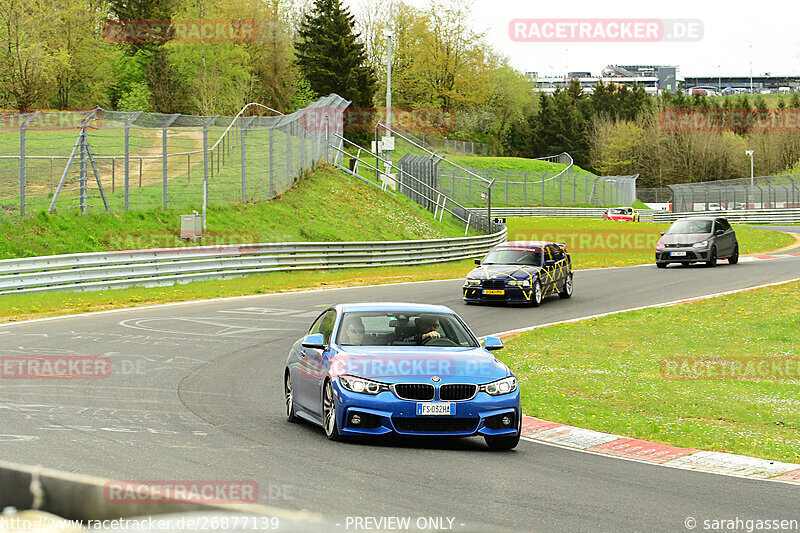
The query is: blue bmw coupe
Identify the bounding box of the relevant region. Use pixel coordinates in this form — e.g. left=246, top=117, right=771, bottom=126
left=284, top=303, right=521, bottom=449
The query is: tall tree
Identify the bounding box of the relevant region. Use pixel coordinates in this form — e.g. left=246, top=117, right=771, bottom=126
left=0, top=0, right=53, bottom=109
left=295, top=0, right=376, bottom=108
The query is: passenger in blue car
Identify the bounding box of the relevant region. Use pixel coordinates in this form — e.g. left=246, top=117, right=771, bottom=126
left=340, top=317, right=365, bottom=346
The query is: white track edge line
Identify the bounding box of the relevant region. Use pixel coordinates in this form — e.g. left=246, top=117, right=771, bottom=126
left=519, top=437, right=800, bottom=487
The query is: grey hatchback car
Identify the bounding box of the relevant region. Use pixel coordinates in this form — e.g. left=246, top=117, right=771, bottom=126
left=655, top=217, right=739, bottom=268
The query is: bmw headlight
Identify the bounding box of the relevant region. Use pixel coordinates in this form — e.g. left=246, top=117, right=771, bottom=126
left=480, top=376, right=518, bottom=396
left=465, top=278, right=481, bottom=286
left=506, top=280, right=531, bottom=288
left=339, top=375, right=389, bottom=395
left=692, top=240, right=708, bottom=249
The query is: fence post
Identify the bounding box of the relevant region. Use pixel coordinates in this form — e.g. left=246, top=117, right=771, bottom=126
left=19, top=112, right=39, bottom=216
left=202, top=116, right=218, bottom=230
left=162, top=114, right=179, bottom=209
left=269, top=127, right=275, bottom=198
left=79, top=128, right=87, bottom=215
left=239, top=116, right=255, bottom=202
left=523, top=174, right=527, bottom=205
left=124, top=111, right=142, bottom=211
left=300, top=115, right=306, bottom=172
left=287, top=121, right=292, bottom=184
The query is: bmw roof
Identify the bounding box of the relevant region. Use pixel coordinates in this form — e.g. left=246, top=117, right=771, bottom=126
left=335, top=302, right=456, bottom=313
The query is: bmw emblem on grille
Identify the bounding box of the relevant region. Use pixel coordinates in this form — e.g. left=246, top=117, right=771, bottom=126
left=431, top=376, right=441, bottom=383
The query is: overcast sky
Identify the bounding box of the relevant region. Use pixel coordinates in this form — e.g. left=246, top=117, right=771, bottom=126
left=349, top=0, right=800, bottom=78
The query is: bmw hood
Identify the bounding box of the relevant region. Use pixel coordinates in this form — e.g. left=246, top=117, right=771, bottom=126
left=465, top=264, right=541, bottom=282
left=331, top=347, right=512, bottom=383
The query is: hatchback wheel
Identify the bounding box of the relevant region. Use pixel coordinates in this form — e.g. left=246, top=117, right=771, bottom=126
left=729, top=244, right=739, bottom=265
left=706, top=246, right=717, bottom=267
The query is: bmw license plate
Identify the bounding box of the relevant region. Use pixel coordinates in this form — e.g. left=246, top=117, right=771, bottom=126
left=483, top=289, right=504, bottom=295
left=416, top=402, right=454, bottom=416
left=670, top=252, right=687, bottom=257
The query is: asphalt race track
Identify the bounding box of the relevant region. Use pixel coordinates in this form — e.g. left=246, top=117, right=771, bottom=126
left=2, top=238, right=799, bottom=531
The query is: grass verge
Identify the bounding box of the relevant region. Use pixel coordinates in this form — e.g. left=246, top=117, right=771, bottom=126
left=499, top=279, right=800, bottom=462
left=0, top=219, right=793, bottom=324
left=506, top=218, right=795, bottom=269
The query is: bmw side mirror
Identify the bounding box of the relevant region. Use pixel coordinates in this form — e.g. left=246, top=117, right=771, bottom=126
left=474, top=259, right=481, bottom=265
left=660, top=231, right=665, bottom=236
left=715, top=229, right=725, bottom=236
left=302, top=333, right=325, bottom=349
left=484, top=336, right=504, bottom=351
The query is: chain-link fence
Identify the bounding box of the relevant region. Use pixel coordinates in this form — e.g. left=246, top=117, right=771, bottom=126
left=435, top=167, right=638, bottom=207
left=637, top=187, right=673, bottom=204
left=390, top=129, right=492, bottom=157
left=0, top=95, right=349, bottom=218
left=669, top=175, right=800, bottom=213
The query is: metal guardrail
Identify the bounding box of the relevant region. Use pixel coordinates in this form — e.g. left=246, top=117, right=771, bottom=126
left=652, top=207, right=800, bottom=224
left=0, top=460, right=326, bottom=529
left=467, top=207, right=657, bottom=220
left=0, top=228, right=507, bottom=295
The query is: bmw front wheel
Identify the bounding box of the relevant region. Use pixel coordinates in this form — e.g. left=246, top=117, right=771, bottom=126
left=323, top=380, right=341, bottom=441
left=531, top=280, right=543, bottom=307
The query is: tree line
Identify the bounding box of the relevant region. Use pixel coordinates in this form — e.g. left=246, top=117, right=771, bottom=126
left=505, top=80, right=800, bottom=186
left=2, top=0, right=798, bottom=184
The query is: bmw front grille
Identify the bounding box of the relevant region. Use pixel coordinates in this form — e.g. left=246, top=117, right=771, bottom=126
left=439, top=384, right=477, bottom=401
left=393, top=383, right=435, bottom=401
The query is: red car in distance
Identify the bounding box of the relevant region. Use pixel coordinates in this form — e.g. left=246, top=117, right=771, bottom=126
left=602, top=207, right=640, bottom=222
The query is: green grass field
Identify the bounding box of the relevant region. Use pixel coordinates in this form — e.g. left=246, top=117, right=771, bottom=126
left=499, top=279, right=800, bottom=462
left=0, top=216, right=793, bottom=324
left=506, top=218, right=795, bottom=269
left=0, top=165, right=474, bottom=259
left=0, top=125, right=299, bottom=216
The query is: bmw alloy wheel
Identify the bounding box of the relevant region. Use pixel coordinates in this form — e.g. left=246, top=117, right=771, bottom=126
left=532, top=281, right=543, bottom=307
left=285, top=373, right=297, bottom=422
left=559, top=273, right=573, bottom=299
left=323, top=380, right=341, bottom=440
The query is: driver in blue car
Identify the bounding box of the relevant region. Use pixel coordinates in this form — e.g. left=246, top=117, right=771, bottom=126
left=340, top=316, right=366, bottom=346
left=409, top=315, right=441, bottom=344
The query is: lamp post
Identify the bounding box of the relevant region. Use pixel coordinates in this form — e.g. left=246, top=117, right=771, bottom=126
left=383, top=25, right=394, bottom=168
left=746, top=150, right=754, bottom=208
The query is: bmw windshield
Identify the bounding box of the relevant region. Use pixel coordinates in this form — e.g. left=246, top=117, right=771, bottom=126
left=482, top=249, right=543, bottom=266
left=336, top=312, right=479, bottom=348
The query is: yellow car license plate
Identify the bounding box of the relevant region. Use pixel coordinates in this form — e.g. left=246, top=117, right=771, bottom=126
left=483, top=289, right=504, bottom=295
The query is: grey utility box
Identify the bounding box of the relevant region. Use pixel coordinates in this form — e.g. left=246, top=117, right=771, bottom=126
left=180, top=211, right=202, bottom=241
